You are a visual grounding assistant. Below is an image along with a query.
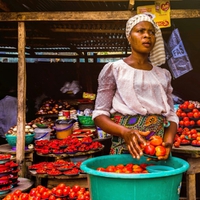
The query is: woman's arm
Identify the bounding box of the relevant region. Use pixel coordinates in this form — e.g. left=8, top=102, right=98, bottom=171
left=94, top=115, right=147, bottom=159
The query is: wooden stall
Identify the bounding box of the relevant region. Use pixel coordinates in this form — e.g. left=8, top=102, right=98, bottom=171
left=0, top=0, right=200, bottom=199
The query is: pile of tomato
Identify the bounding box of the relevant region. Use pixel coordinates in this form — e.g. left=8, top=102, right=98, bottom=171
left=35, top=136, right=103, bottom=155
left=3, top=183, right=90, bottom=200
left=176, top=101, right=200, bottom=128
left=174, top=101, right=200, bottom=148
left=140, top=135, right=167, bottom=157
left=96, top=163, right=150, bottom=173
left=29, top=160, right=83, bottom=176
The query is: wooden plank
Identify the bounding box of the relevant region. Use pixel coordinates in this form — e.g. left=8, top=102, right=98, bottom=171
left=0, top=9, right=200, bottom=22
left=186, top=174, right=196, bottom=200
left=16, top=21, right=27, bottom=178
left=186, top=157, right=200, bottom=174
left=128, top=0, right=135, bottom=10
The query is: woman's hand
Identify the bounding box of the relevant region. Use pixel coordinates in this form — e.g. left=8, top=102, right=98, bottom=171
left=157, top=142, right=172, bottom=160
left=122, top=129, right=148, bottom=159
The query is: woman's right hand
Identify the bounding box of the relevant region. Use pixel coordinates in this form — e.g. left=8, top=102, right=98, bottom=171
left=122, top=129, right=148, bottom=159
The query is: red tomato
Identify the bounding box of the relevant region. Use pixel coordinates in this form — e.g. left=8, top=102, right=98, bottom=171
left=20, top=193, right=30, bottom=200
left=187, top=112, right=194, bottom=118
left=184, top=120, right=190, bottom=127
left=191, top=133, right=197, bottom=139
left=149, top=135, right=163, bottom=146
left=69, top=191, right=77, bottom=199
left=13, top=189, right=22, bottom=197
left=197, top=120, right=200, bottom=126
left=106, top=165, right=116, bottom=172
left=96, top=167, right=106, bottom=172
left=115, top=164, right=124, bottom=169
left=192, top=108, right=199, bottom=113
left=55, top=189, right=63, bottom=197
left=190, top=120, right=195, bottom=126
left=57, top=183, right=66, bottom=190
left=179, top=120, right=184, bottom=126
left=72, top=185, right=81, bottom=193
left=193, top=112, right=200, bottom=118
left=191, top=140, right=197, bottom=145
left=79, top=187, right=86, bottom=194
left=63, top=186, right=71, bottom=196
left=180, top=112, right=187, bottom=118
left=188, top=103, right=195, bottom=109
left=181, top=139, right=190, bottom=144
left=29, top=188, right=37, bottom=197
left=155, top=145, right=166, bottom=156
left=173, top=141, right=180, bottom=148
left=41, top=191, right=49, bottom=199
left=191, top=128, right=197, bottom=134
left=144, top=144, right=155, bottom=156
left=49, top=195, right=56, bottom=200
left=183, top=117, right=189, bottom=121
left=77, top=194, right=85, bottom=200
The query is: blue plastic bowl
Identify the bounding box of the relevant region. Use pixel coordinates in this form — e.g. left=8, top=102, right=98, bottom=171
left=5, top=133, right=35, bottom=147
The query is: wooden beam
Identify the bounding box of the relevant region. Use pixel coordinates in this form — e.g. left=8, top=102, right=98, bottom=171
left=128, top=0, right=135, bottom=11
left=16, top=21, right=26, bottom=177
left=0, top=9, right=200, bottom=22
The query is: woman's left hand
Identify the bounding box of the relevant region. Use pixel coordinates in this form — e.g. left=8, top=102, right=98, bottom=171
left=157, top=142, right=172, bottom=160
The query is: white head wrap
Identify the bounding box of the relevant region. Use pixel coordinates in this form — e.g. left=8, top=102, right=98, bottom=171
left=126, top=14, right=166, bottom=67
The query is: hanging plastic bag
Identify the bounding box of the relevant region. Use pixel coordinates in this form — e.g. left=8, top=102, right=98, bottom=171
left=165, top=28, right=193, bottom=78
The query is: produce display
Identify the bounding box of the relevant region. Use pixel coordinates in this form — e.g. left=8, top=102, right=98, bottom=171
left=36, top=99, right=73, bottom=115
left=2, top=183, right=90, bottom=200
left=34, top=136, right=103, bottom=155
left=29, top=160, right=83, bottom=176
left=0, top=154, right=19, bottom=195
left=174, top=100, right=200, bottom=147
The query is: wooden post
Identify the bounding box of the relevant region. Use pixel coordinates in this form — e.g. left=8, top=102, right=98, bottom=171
left=17, top=21, right=27, bottom=177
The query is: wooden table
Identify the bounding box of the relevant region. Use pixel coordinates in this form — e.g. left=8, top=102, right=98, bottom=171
left=0, top=144, right=34, bottom=162
left=0, top=177, right=34, bottom=199
left=29, top=170, right=88, bottom=188
left=172, top=145, right=200, bottom=200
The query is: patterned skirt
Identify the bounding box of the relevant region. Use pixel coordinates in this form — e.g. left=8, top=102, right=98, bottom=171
left=110, top=114, right=167, bottom=154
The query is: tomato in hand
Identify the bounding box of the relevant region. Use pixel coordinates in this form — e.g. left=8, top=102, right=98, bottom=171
left=144, top=144, right=155, bottom=156
left=149, top=135, right=163, bottom=146
left=155, top=145, right=166, bottom=156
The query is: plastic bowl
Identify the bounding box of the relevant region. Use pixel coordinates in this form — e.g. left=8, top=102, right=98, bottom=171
left=5, top=133, right=35, bottom=147
left=146, top=165, right=175, bottom=173
left=81, top=154, right=189, bottom=200
left=77, top=116, right=95, bottom=126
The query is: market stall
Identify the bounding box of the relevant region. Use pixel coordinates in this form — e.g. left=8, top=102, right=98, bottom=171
left=1, top=0, right=200, bottom=200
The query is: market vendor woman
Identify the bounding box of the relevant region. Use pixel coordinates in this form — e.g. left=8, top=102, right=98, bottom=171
left=92, top=14, right=179, bottom=160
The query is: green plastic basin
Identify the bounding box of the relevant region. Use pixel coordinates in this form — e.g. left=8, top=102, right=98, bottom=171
left=81, top=154, right=189, bottom=200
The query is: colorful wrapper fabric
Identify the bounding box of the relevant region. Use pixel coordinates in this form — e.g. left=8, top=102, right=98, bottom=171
left=110, top=114, right=166, bottom=154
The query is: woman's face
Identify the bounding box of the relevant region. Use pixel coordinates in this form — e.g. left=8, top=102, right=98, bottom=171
left=128, top=21, right=156, bottom=54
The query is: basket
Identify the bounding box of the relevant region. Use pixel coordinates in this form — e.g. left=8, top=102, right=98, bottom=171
left=5, top=133, right=35, bottom=147
left=81, top=154, right=189, bottom=200
left=77, top=115, right=95, bottom=127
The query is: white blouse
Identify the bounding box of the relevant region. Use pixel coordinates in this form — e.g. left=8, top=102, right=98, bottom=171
left=93, top=59, right=179, bottom=126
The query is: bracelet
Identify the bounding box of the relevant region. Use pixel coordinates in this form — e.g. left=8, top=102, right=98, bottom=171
left=164, top=142, right=173, bottom=148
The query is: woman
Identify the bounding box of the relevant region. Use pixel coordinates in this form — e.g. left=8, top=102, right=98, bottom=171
left=92, top=14, right=179, bottom=160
